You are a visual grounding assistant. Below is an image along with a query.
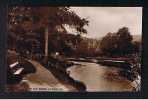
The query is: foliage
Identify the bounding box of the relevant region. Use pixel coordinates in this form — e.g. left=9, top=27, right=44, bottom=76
left=99, top=27, right=141, bottom=57
left=8, top=7, right=89, bottom=35
left=8, top=7, right=89, bottom=55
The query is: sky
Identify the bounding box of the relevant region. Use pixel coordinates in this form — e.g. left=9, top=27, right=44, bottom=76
left=67, top=7, right=142, bottom=39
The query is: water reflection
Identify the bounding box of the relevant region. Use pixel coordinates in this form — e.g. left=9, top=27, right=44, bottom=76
left=67, top=61, right=133, bottom=92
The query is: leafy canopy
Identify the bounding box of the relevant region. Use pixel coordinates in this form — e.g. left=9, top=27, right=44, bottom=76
left=8, top=7, right=89, bottom=34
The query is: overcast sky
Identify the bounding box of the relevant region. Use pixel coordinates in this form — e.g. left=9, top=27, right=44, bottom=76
left=68, top=7, right=142, bottom=39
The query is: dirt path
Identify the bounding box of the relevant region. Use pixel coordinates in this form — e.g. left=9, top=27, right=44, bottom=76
left=24, top=60, right=77, bottom=91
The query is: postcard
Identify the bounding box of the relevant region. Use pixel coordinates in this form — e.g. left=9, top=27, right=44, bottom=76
left=6, top=6, right=142, bottom=92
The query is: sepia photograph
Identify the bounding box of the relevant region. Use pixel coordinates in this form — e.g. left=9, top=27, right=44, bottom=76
left=6, top=6, right=142, bottom=92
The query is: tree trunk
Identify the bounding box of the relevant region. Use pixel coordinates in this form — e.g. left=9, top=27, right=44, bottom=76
left=44, top=27, right=49, bottom=63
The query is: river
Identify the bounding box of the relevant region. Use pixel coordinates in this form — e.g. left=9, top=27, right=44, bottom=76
left=67, top=61, right=134, bottom=92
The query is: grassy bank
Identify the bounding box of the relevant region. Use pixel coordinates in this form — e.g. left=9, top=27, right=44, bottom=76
left=40, top=57, right=87, bottom=92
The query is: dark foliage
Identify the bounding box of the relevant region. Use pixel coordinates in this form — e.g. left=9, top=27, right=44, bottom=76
left=99, top=27, right=141, bottom=57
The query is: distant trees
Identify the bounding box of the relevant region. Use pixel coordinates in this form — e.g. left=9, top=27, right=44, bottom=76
left=132, top=41, right=141, bottom=54
left=47, top=33, right=75, bottom=55
left=99, top=27, right=141, bottom=57
left=99, top=32, right=118, bottom=56
left=116, top=27, right=133, bottom=55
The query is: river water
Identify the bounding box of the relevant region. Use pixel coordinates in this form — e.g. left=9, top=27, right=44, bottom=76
left=67, top=61, right=134, bottom=92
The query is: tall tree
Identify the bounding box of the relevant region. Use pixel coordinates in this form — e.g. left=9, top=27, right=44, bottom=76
left=116, top=27, right=133, bottom=55
left=99, top=27, right=135, bottom=56
left=8, top=7, right=89, bottom=60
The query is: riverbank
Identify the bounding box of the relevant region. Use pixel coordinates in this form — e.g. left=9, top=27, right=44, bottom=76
left=43, top=60, right=86, bottom=92
left=67, top=57, right=134, bottom=71
left=6, top=53, right=140, bottom=92
left=25, top=60, right=85, bottom=92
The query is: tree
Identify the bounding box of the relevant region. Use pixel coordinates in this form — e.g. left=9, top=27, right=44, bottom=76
left=8, top=7, right=89, bottom=35
left=132, top=41, right=141, bottom=54
left=8, top=7, right=89, bottom=60
left=99, top=32, right=118, bottom=56
left=99, top=27, right=135, bottom=57
left=116, top=27, right=133, bottom=55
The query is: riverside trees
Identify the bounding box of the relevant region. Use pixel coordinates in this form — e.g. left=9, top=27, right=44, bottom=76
left=8, top=7, right=89, bottom=60
left=99, top=27, right=141, bottom=57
